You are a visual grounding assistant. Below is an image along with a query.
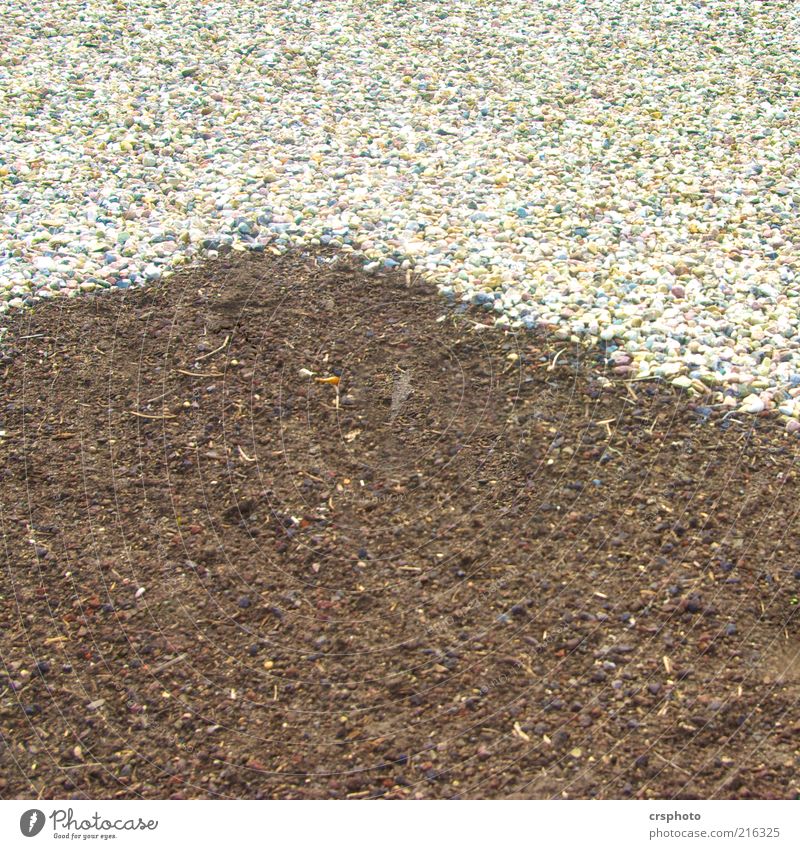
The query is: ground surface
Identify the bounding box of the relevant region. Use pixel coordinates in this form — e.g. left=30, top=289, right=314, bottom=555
left=4, top=1, right=800, bottom=420
left=1, top=250, right=799, bottom=799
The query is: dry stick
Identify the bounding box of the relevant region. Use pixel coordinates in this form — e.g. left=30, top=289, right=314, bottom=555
left=237, top=445, right=257, bottom=463
left=194, top=335, right=230, bottom=362
left=547, top=348, right=566, bottom=371
left=143, top=385, right=180, bottom=405
left=128, top=411, right=177, bottom=420
left=149, top=652, right=188, bottom=674
left=175, top=368, right=222, bottom=378
left=653, top=751, right=693, bottom=776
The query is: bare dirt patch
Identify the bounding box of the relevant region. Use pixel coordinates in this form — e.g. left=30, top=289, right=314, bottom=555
left=1, top=250, right=799, bottom=799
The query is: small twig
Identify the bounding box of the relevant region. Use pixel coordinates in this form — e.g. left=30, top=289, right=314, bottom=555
left=128, top=411, right=176, bottom=420
left=175, top=369, right=222, bottom=378
left=143, top=386, right=180, bottom=405
left=149, top=653, right=188, bottom=675
left=653, top=751, right=692, bottom=776
left=194, top=335, right=230, bottom=362
left=547, top=348, right=566, bottom=371
left=237, top=445, right=257, bottom=463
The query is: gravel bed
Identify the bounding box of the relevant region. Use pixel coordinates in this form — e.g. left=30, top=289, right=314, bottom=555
left=2, top=0, right=800, bottom=419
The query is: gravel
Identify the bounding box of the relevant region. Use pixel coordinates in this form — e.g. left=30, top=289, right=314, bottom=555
left=2, top=0, right=800, bottom=420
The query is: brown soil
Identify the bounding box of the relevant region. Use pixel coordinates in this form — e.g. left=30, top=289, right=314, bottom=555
left=1, top=249, right=799, bottom=800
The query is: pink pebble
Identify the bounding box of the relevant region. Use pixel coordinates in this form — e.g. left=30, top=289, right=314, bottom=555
left=671, top=285, right=685, bottom=298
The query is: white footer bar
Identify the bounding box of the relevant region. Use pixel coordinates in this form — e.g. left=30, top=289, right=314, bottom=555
left=2, top=799, right=796, bottom=848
